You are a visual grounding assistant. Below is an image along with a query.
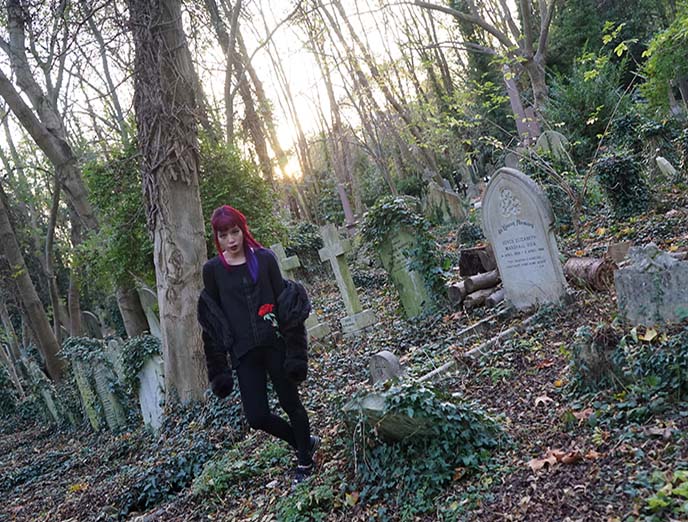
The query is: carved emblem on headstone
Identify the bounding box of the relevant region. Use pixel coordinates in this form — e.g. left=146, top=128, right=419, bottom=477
left=499, top=188, right=521, bottom=217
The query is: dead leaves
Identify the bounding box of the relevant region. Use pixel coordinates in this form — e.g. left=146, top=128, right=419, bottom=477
left=527, top=448, right=601, bottom=472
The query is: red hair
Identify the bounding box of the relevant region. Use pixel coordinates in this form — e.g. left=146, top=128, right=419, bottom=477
left=210, top=205, right=263, bottom=280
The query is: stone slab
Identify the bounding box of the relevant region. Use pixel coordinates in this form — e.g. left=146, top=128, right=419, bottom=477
left=341, top=309, right=376, bottom=336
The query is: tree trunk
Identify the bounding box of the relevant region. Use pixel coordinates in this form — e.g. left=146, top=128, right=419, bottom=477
left=45, top=178, right=64, bottom=343
left=116, top=285, right=149, bottom=338
left=68, top=211, right=82, bottom=337
left=128, top=0, right=210, bottom=403
left=0, top=300, right=22, bottom=363
left=0, top=185, right=64, bottom=382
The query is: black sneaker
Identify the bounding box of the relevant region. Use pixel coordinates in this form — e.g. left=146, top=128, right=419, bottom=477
left=291, top=463, right=314, bottom=490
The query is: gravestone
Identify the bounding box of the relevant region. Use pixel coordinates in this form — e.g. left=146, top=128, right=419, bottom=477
left=137, top=286, right=162, bottom=339
left=504, top=152, right=520, bottom=169
left=81, top=310, right=103, bottom=339
left=615, top=244, right=688, bottom=326
left=482, top=167, right=568, bottom=310
left=656, top=156, right=677, bottom=179
left=369, top=350, right=402, bottom=384
left=318, top=224, right=375, bottom=335
left=138, top=355, right=165, bottom=431
left=92, top=359, right=128, bottom=432
left=72, top=360, right=101, bottom=431
left=104, top=338, right=126, bottom=383
left=271, top=242, right=330, bottom=340
left=423, top=181, right=465, bottom=224
left=26, top=360, right=61, bottom=424
left=535, top=130, right=569, bottom=161
left=376, top=227, right=434, bottom=318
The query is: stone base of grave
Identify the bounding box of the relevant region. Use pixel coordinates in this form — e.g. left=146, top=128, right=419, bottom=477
left=343, top=392, right=431, bottom=441
left=340, top=309, right=376, bottom=336
left=305, top=315, right=331, bottom=340
left=615, top=263, right=688, bottom=326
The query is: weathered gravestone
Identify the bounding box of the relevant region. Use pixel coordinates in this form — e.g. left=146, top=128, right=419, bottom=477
left=271, top=243, right=330, bottom=340
left=423, top=181, right=465, bottom=224
left=81, top=310, right=103, bottom=339
left=26, top=359, right=61, bottom=424
left=615, top=243, right=688, bottom=326
left=318, top=224, right=375, bottom=335
left=138, top=355, right=165, bottom=431
left=137, top=286, right=162, bottom=339
left=369, top=350, right=402, bottom=384
left=535, top=130, right=569, bottom=161
left=376, top=227, right=434, bottom=319
left=65, top=339, right=129, bottom=432
left=482, top=167, right=568, bottom=310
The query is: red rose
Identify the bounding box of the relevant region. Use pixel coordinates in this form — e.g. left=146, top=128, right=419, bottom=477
left=258, top=304, right=274, bottom=317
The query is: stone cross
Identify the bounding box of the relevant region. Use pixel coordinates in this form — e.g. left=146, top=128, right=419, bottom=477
left=318, top=224, right=375, bottom=335
left=270, top=243, right=301, bottom=279
left=482, top=167, right=568, bottom=310
left=272, top=242, right=331, bottom=340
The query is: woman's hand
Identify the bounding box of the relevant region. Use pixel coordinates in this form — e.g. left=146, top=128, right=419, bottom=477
left=210, top=371, right=234, bottom=398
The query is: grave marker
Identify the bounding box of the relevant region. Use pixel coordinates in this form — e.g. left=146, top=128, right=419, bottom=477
left=423, top=181, right=465, bottom=224
left=535, top=130, right=569, bottom=161
left=81, top=310, right=103, bottom=339
left=138, top=355, right=165, bottom=431
left=271, top=242, right=330, bottom=340
left=482, top=167, right=568, bottom=309
left=615, top=243, right=688, bottom=326
left=318, top=224, right=375, bottom=335
left=376, top=227, right=434, bottom=318
left=137, top=286, right=162, bottom=339
left=369, top=350, right=402, bottom=384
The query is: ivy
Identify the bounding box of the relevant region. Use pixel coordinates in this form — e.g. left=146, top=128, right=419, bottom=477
left=120, top=335, right=162, bottom=393
left=0, top=365, right=17, bottom=417
left=593, top=150, right=650, bottom=218
left=346, top=381, right=503, bottom=515
left=361, top=196, right=449, bottom=297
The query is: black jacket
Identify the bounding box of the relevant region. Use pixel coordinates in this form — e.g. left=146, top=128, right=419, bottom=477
left=197, top=273, right=312, bottom=385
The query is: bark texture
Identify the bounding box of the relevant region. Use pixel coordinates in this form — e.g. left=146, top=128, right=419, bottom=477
left=128, top=0, right=209, bottom=403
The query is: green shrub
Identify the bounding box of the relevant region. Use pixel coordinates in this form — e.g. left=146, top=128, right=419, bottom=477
left=275, top=470, right=338, bottom=522
left=347, top=381, right=502, bottom=515
left=593, top=149, right=649, bottom=218
left=285, top=221, right=325, bottom=276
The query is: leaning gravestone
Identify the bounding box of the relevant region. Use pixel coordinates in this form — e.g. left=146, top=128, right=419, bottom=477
left=376, top=227, right=434, bottom=318
left=482, top=168, right=568, bottom=310
left=72, top=359, right=102, bottom=431
left=138, top=355, right=165, bottom=431
left=423, top=181, right=465, bottom=224
left=137, top=286, right=162, bottom=339
left=318, top=224, right=376, bottom=335
left=535, top=130, right=569, bottom=161
left=656, top=156, right=678, bottom=179
left=615, top=243, right=688, bottom=326
left=271, top=243, right=330, bottom=340
left=81, top=310, right=103, bottom=339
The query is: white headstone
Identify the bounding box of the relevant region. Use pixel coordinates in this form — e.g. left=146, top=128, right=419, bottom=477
left=656, top=156, right=677, bottom=179
left=482, top=168, right=568, bottom=310
left=137, top=355, right=165, bottom=431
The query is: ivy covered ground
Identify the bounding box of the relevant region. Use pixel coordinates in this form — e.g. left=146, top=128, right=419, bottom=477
left=1, top=193, right=688, bottom=522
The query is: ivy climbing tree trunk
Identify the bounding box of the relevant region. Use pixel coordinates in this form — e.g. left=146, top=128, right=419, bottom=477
left=128, top=0, right=209, bottom=403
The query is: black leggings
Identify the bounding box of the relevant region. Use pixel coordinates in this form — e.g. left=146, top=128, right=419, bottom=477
left=236, top=344, right=312, bottom=465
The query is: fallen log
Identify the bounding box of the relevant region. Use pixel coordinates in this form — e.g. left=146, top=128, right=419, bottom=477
left=486, top=288, right=505, bottom=307
left=464, top=287, right=496, bottom=310
left=464, top=269, right=500, bottom=294
left=458, top=244, right=496, bottom=276
left=447, top=281, right=467, bottom=304
left=564, top=257, right=616, bottom=291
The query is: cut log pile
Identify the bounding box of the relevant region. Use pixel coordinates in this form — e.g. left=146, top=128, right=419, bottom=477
left=447, top=244, right=503, bottom=311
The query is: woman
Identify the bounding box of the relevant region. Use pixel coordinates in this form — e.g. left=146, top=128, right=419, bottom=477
left=197, top=205, right=318, bottom=486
